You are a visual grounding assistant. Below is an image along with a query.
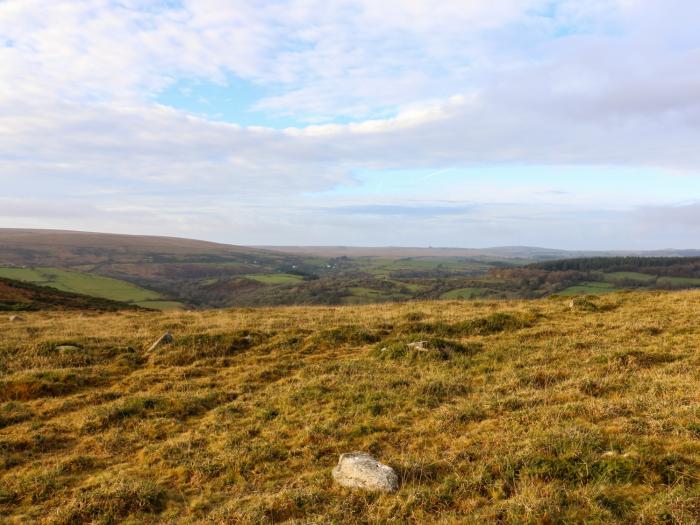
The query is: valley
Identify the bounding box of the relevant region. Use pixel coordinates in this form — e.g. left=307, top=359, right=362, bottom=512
left=4, top=230, right=700, bottom=309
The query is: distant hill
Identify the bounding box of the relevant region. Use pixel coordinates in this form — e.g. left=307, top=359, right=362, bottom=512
left=0, top=277, right=144, bottom=311
left=0, top=228, right=270, bottom=266
left=0, top=229, right=305, bottom=307
left=261, top=245, right=700, bottom=259
left=530, top=256, right=700, bottom=272
left=259, top=245, right=573, bottom=259
left=3, top=229, right=700, bottom=308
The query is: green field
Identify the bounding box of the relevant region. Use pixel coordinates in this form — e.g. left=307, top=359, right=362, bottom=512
left=341, top=286, right=410, bottom=304
left=559, top=281, right=620, bottom=296
left=440, top=287, right=490, bottom=299
left=657, top=276, right=700, bottom=287
left=244, top=273, right=304, bottom=284
left=389, top=280, right=426, bottom=292
left=0, top=267, right=181, bottom=310
left=357, top=257, right=491, bottom=277
left=603, top=271, right=657, bottom=283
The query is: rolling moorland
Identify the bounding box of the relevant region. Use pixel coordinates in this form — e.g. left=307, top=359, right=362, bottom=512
left=4, top=229, right=700, bottom=309
left=2, top=291, right=700, bottom=523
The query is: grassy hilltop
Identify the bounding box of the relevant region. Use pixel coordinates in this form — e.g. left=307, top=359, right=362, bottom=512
left=2, top=291, right=700, bottom=523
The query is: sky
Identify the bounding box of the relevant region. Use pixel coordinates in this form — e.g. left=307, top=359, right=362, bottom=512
left=1, top=0, right=700, bottom=249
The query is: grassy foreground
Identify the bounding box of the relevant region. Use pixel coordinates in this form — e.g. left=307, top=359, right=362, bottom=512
left=1, top=292, right=700, bottom=523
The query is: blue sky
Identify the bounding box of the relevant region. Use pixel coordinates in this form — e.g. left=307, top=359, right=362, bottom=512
left=155, top=75, right=301, bottom=128
left=1, top=0, right=700, bottom=249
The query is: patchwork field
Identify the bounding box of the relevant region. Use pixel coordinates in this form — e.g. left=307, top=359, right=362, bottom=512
left=657, top=276, right=700, bottom=287
left=440, top=287, right=490, bottom=300
left=243, top=273, right=304, bottom=284
left=2, top=291, right=700, bottom=523
left=558, top=281, right=620, bottom=296
left=0, top=268, right=181, bottom=310
left=603, top=272, right=657, bottom=283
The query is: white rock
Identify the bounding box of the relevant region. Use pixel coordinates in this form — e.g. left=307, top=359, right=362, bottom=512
left=56, top=345, right=81, bottom=352
left=407, top=341, right=428, bottom=351
left=332, top=452, right=399, bottom=493
left=146, top=332, right=173, bottom=353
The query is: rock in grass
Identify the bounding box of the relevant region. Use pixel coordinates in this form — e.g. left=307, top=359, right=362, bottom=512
left=8, top=315, right=24, bottom=322
left=407, top=341, right=428, bottom=351
left=146, top=332, right=173, bottom=353
left=569, top=297, right=598, bottom=311
left=56, top=345, right=81, bottom=352
left=332, top=452, right=399, bottom=493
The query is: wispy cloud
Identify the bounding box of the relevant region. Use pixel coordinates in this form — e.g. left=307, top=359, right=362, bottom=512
left=2, top=1, right=700, bottom=247
left=331, top=204, right=476, bottom=217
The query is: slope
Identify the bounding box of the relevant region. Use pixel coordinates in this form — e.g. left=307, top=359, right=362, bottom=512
left=1, top=291, right=699, bottom=523
left=0, top=277, right=144, bottom=311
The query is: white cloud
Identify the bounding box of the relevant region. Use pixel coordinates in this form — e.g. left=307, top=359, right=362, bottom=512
left=1, top=0, right=700, bottom=246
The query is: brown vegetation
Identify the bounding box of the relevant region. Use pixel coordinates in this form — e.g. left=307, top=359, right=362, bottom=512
left=1, top=291, right=700, bottom=523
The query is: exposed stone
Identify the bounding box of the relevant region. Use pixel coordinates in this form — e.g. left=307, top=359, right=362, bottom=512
left=332, top=452, right=399, bottom=493
left=56, top=345, right=82, bottom=352
left=569, top=297, right=598, bottom=311
left=8, top=315, right=24, bottom=322
left=407, top=341, right=428, bottom=351
left=146, top=332, right=173, bottom=353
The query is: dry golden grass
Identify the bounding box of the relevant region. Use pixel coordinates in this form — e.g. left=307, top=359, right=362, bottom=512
left=1, top=291, right=700, bottom=523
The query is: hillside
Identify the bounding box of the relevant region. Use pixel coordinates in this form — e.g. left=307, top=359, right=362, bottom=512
left=0, top=267, right=181, bottom=311
left=0, top=228, right=264, bottom=261
left=0, top=277, right=143, bottom=312
left=1, top=291, right=700, bottom=523
left=261, top=245, right=700, bottom=259
left=4, top=229, right=700, bottom=308
left=0, top=229, right=315, bottom=308
left=0, top=229, right=539, bottom=307
left=259, top=245, right=575, bottom=259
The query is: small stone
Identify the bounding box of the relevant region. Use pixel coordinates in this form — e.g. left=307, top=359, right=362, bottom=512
left=407, top=341, right=428, bottom=351
left=332, top=452, right=399, bottom=493
left=8, top=315, right=24, bottom=322
left=146, top=332, right=173, bottom=353
left=56, top=345, right=81, bottom=352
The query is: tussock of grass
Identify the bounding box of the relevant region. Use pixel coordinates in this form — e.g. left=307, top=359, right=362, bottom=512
left=0, top=369, right=107, bottom=401
left=373, top=337, right=481, bottom=362
left=1, top=292, right=700, bottom=523
left=49, top=475, right=166, bottom=525
left=396, top=311, right=537, bottom=338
